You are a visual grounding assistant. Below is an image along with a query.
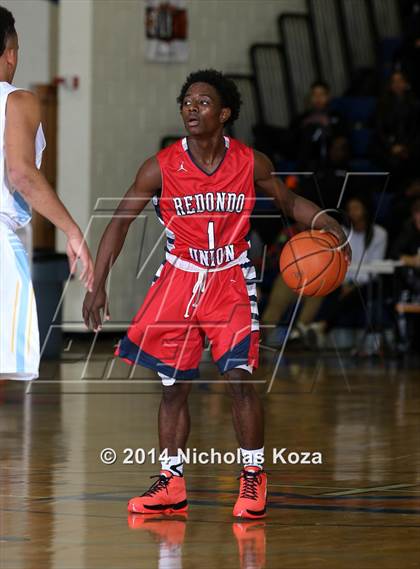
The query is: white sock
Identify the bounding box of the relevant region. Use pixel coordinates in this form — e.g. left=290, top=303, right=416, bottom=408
left=241, top=447, right=264, bottom=469
left=161, top=454, right=184, bottom=476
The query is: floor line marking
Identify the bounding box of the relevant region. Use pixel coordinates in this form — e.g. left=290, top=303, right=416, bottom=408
left=322, top=483, right=417, bottom=497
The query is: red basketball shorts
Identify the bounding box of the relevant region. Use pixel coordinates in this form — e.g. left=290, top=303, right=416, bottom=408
left=116, top=259, right=260, bottom=380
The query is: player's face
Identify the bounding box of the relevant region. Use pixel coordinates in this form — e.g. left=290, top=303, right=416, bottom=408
left=180, top=82, right=231, bottom=135
left=4, top=33, right=19, bottom=82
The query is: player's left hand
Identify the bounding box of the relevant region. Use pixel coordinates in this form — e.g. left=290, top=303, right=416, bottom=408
left=321, top=222, right=352, bottom=265
left=82, top=288, right=110, bottom=332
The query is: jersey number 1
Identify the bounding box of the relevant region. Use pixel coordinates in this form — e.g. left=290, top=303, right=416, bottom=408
left=207, top=221, right=215, bottom=249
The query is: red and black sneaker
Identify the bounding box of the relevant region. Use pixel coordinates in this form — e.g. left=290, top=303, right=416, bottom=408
left=233, top=466, right=267, bottom=519
left=128, top=470, right=188, bottom=514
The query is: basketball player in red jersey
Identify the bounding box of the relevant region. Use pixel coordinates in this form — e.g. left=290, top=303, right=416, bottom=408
left=83, top=70, right=349, bottom=519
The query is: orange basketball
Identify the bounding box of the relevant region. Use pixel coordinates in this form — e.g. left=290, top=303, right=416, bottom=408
left=279, top=230, right=348, bottom=297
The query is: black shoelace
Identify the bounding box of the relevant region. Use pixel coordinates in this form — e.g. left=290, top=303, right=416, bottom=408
left=142, top=474, right=170, bottom=497
left=238, top=469, right=262, bottom=500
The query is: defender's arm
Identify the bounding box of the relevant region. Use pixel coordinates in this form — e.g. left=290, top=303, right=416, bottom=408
left=5, top=90, right=93, bottom=288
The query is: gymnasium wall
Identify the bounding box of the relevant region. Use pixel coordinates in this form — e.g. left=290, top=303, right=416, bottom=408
left=68, top=0, right=305, bottom=327
left=2, top=0, right=308, bottom=326
left=57, top=0, right=94, bottom=328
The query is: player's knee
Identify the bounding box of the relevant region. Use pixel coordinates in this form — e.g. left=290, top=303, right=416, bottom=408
left=161, top=382, right=191, bottom=406
left=225, top=369, right=255, bottom=400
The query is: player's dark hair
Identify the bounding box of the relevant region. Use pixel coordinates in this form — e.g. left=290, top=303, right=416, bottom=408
left=177, top=69, right=242, bottom=125
left=0, top=5, right=16, bottom=57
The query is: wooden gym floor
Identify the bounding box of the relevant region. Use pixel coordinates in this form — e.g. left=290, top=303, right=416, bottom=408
left=1, top=341, right=420, bottom=568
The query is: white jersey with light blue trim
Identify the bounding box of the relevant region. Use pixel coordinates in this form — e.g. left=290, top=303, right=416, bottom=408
left=0, top=82, right=46, bottom=230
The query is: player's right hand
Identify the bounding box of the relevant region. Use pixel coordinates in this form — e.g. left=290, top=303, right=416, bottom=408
left=66, top=230, right=94, bottom=292
left=83, top=288, right=110, bottom=332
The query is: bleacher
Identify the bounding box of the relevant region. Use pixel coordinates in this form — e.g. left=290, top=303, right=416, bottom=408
left=225, top=0, right=403, bottom=172
left=159, top=0, right=420, bottom=355
left=162, top=1, right=405, bottom=169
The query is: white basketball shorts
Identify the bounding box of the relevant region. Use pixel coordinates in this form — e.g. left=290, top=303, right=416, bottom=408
left=0, top=224, right=39, bottom=380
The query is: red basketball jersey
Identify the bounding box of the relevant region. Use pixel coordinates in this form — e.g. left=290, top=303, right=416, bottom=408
left=154, top=136, right=255, bottom=268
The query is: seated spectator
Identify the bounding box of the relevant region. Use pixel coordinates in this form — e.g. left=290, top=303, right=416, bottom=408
left=298, top=135, right=351, bottom=210
left=261, top=195, right=388, bottom=347
left=389, top=197, right=420, bottom=350
left=390, top=197, right=420, bottom=264
left=390, top=197, right=420, bottom=302
left=391, top=177, right=420, bottom=237
left=290, top=81, right=348, bottom=172
left=297, top=134, right=376, bottom=213
left=306, top=195, right=388, bottom=346
left=371, top=71, right=420, bottom=192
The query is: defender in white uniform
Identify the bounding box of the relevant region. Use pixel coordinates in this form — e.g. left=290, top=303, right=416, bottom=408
left=0, top=6, right=93, bottom=380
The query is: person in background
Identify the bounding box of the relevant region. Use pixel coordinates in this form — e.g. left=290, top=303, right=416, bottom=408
left=371, top=71, right=420, bottom=193
left=297, top=135, right=351, bottom=211
left=397, top=0, right=420, bottom=98
left=290, top=81, right=347, bottom=172
left=307, top=195, right=388, bottom=347
left=259, top=222, right=311, bottom=344
left=390, top=197, right=420, bottom=264
left=390, top=197, right=420, bottom=350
